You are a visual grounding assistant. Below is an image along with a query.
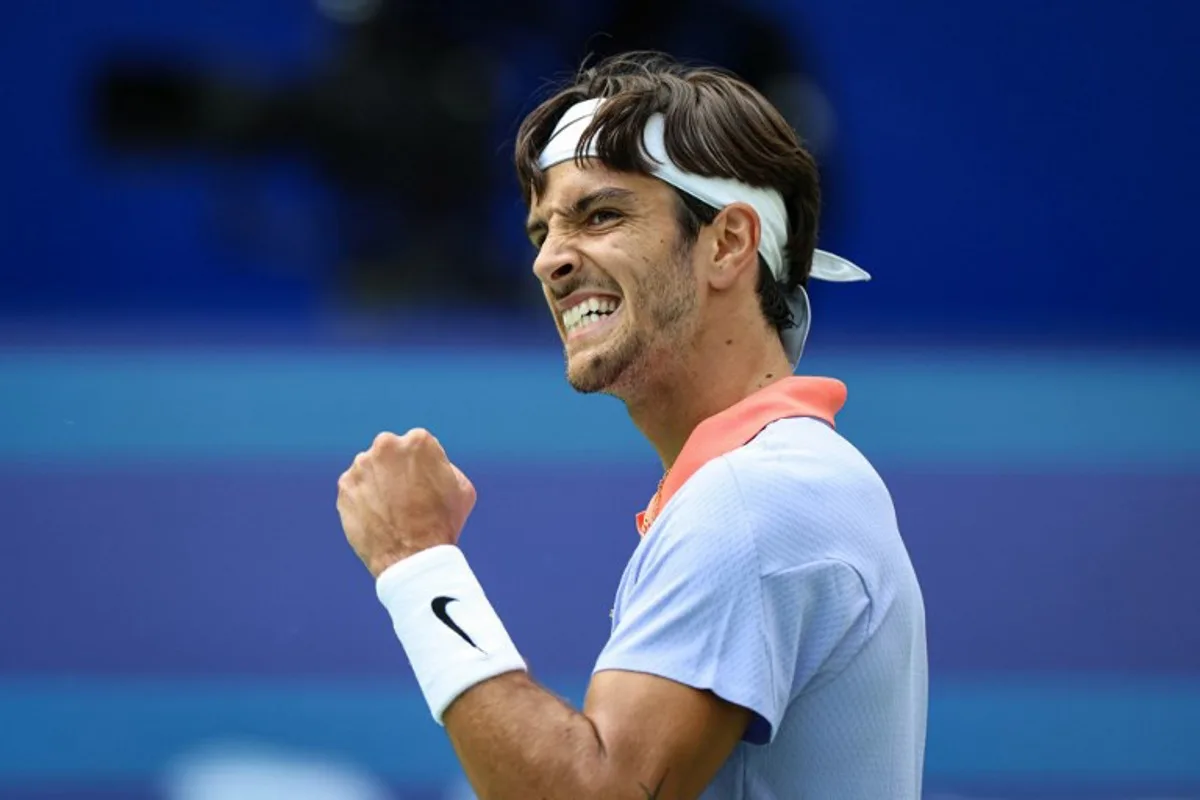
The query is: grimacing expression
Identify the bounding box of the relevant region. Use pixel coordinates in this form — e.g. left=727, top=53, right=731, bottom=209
left=526, top=161, right=700, bottom=395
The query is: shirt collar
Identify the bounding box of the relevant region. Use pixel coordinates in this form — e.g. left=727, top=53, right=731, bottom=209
left=635, top=377, right=847, bottom=536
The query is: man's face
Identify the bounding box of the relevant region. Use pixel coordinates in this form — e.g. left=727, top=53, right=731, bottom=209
left=526, top=161, right=700, bottom=395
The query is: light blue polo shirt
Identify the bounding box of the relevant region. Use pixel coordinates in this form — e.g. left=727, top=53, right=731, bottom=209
left=594, top=380, right=928, bottom=798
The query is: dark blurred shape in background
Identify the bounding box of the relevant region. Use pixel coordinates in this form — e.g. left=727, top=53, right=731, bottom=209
left=93, top=0, right=504, bottom=305
left=88, top=0, right=820, bottom=312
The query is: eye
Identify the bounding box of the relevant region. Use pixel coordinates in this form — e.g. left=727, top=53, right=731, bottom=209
left=586, top=209, right=622, bottom=226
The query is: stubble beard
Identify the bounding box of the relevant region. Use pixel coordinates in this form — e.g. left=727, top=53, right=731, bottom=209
left=564, top=322, right=647, bottom=395
left=565, top=246, right=698, bottom=397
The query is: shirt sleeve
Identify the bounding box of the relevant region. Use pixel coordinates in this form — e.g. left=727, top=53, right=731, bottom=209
left=593, top=457, right=871, bottom=744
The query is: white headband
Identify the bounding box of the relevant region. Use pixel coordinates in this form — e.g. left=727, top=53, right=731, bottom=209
left=537, top=97, right=870, bottom=368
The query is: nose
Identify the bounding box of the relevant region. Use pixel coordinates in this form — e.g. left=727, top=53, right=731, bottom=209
left=532, top=232, right=579, bottom=287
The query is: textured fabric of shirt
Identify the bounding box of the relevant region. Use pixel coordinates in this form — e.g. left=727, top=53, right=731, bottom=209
left=594, top=416, right=928, bottom=799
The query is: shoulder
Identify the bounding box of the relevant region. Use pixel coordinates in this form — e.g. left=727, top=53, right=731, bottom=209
left=677, top=417, right=894, bottom=533
left=724, top=417, right=890, bottom=508
left=651, top=417, right=901, bottom=582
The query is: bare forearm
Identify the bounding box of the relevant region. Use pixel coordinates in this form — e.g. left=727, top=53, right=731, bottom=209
left=443, top=672, right=657, bottom=800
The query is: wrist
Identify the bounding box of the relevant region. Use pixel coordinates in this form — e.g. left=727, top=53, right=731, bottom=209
left=376, top=544, right=527, bottom=724
left=367, top=548, right=418, bottom=578
left=373, top=543, right=458, bottom=581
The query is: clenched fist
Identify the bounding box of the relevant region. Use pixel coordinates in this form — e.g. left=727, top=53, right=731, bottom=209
left=337, top=429, right=477, bottom=577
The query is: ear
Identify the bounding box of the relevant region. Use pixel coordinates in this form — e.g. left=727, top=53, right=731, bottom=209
left=704, top=202, right=761, bottom=292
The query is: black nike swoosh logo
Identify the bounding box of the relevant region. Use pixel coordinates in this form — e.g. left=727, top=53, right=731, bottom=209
left=431, top=596, right=485, bottom=653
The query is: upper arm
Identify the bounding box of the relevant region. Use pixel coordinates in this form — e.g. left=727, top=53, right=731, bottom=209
left=583, top=669, right=751, bottom=800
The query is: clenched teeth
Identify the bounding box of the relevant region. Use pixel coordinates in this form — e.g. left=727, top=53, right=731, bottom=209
left=563, top=297, right=620, bottom=334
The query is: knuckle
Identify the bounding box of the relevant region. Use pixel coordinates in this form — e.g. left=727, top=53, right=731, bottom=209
left=373, top=431, right=397, bottom=450
left=417, top=429, right=446, bottom=454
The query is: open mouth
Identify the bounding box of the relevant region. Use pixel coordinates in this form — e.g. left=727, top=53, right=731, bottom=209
left=562, top=296, right=622, bottom=340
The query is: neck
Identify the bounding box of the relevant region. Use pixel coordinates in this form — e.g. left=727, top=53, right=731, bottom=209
left=624, top=325, right=792, bottom=470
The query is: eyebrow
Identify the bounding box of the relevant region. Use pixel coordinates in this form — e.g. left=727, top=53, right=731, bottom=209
left=525, top=186, right=636, bottom=242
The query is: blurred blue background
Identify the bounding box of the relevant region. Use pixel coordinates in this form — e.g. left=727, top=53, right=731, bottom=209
left=1, top=0, right=1198, bottom=797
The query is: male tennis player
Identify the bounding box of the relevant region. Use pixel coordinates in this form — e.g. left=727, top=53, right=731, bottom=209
left=337, top=52, right=927, bottom=799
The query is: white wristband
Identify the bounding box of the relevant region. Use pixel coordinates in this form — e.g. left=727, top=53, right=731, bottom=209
left=375, top=545, right=527, bottom=725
